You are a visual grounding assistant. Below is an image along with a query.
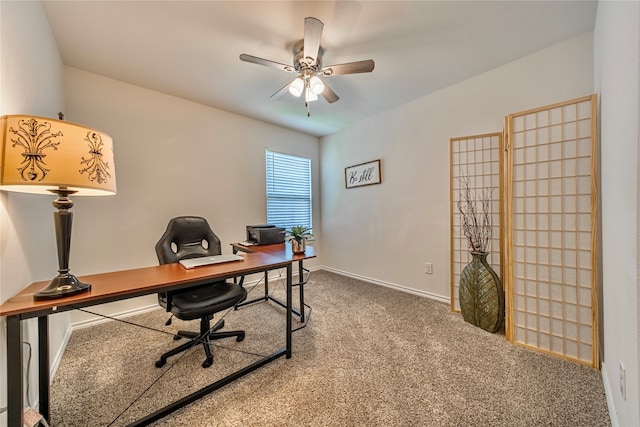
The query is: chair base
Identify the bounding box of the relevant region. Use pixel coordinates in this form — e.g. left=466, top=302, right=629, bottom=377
left=156, top=318, right=245, bottom=369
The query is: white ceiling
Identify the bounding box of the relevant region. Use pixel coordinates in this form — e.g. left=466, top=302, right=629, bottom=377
left=41, top=1, right=598, bottom=137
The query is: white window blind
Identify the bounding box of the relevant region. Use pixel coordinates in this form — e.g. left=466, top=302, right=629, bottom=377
left=266, top=150, right=312, bottom=231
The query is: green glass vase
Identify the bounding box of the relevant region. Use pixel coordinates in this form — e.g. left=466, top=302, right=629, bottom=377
left=459, top=252, right=504, bottom=333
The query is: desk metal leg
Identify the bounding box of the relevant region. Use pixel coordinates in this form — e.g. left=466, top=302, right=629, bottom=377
left=286, top=262, right=292, bottom=358
left=130, top=263, right=295, bottom=426
left=130, top=350, right=286, bottom=426
left=7, top=315, right=23, bottom=427
left=231, top=253, right=311, bottom=328
left=298, top=261, right=305, bottom=323
left=234, top=271, right=270, bottom=309
left=38, top=316, right=50, bottom=421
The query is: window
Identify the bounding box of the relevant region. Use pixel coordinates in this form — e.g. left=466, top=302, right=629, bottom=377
left=266, top=150, right=312, bottom=231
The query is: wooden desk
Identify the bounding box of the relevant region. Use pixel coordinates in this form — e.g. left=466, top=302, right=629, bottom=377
left=231, top=242, right=315, bottom=324
left=0, top=252, right=293, bottom=427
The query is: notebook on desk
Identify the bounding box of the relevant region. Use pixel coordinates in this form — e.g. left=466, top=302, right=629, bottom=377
left=179, top=253, right=244, bottom=269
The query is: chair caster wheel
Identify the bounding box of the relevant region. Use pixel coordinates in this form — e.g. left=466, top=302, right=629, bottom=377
left=237, top=333, right=245, bottom=342
left=202, top=359, right=213, bottom=368
left=155, top=359, right=166, bottom=368
left=173, top=335, right=182, bottom=341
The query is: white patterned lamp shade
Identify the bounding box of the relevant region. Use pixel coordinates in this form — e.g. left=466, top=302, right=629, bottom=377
left=0, top=115, right=116, bottom=195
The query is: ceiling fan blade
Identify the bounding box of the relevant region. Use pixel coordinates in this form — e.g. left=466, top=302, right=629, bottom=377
left=322, top=59, right=375, bottom=76
left=303, top=17, right=323, bottom=66
left=239, top=54, right=296, bottom=73
left=270, top=79, right=296, bottom=99
left=321, top=82, right=340, bottom=104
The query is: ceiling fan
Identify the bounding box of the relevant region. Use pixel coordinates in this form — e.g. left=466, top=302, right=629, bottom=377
left=239, top=17, right=375, bottom=116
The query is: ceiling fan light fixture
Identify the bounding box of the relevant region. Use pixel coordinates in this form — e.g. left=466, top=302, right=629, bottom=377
left=305, top=87, right=318, bottom=103
left=309, top=76, right=325, bottom=95
left=289, top=77, right=304, bottom=97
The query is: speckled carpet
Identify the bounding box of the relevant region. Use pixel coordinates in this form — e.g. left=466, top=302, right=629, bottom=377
left=50, top=270, right=610, bottom=426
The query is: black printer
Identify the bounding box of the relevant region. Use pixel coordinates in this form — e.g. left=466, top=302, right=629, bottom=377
left=246, top=224, right=285, bottom=245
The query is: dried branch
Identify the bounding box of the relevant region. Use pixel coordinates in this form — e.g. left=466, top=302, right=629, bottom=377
left=457, top=175, right=494, bottom=253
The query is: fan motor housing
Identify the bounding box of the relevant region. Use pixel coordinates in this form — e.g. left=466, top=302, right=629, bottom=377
left=293, top=40, right=323, bottom=74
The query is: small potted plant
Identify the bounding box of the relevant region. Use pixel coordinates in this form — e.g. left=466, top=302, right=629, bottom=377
left=285, top=226, right=313, bottom=254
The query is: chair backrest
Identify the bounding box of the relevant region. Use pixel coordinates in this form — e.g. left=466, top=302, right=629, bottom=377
left=155, top=216, right=222, bottom=265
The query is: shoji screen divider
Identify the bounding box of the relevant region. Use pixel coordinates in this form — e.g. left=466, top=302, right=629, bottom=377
left=503, top=95, right=598, bottom=367
left=450, top=133, right=503, bottom=312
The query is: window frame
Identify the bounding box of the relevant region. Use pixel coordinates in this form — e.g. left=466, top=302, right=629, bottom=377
left=265, top=150, right=313, bottom=232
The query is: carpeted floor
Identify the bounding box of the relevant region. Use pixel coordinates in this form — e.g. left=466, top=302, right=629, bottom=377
left=50, top=270, right=611, bottom=426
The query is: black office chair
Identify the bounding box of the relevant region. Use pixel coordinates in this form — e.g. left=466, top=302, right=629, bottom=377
left=154, top=216, right=247, bottom=368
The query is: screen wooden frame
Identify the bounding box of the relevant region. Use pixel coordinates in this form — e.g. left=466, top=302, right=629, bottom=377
left=503, top=94, right=598, bottom=367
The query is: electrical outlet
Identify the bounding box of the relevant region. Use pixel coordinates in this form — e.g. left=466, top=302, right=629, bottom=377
left=619, top=361, right=627, bottom=400
left=424, top=262, right=433, bottom=274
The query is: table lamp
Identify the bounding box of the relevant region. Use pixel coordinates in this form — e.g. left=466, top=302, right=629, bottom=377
left=0, top=114, right=116, bottom=300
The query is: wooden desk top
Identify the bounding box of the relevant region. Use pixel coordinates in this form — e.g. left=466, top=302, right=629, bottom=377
left=231, top=242, right=316, bottom=261
left=0, top=252, right=290, bottom=318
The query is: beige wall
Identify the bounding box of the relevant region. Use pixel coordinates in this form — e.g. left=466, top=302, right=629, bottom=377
left=0, top=1, right=69, bottom=423
left=320, top=33, right=594, bottom=300
left=594, top=2, right=640, bottom=425
left=63, top=68, right=321, bottom=325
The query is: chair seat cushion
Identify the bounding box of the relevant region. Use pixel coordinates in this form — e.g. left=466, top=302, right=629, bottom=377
left=166, top=281, right=247, bottom=320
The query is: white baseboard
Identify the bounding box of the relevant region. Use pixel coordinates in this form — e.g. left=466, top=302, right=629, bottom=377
left=600, top=362, right=619, bottom=427
left=70, top=304, right=160, bottom=330
left=320, top=266, right=450, bottom=304
left=49, top=323, right=74, bottom=381
left=49, top=304, right=161, bottom=382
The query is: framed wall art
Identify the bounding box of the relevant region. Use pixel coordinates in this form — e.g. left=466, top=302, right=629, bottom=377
left=345, top=159, right=381, bottom=189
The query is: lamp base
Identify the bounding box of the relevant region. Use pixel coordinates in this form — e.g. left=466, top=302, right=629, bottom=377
left=33, top=274, right=91, bottom=301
